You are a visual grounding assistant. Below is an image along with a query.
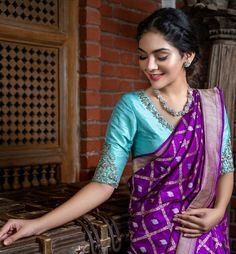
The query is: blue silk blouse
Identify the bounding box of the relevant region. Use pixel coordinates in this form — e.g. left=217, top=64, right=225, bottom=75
left=92, top=90, right=234, bottom=188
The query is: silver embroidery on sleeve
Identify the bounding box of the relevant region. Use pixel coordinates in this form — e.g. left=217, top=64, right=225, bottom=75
left=221, top=137, right=235, bottom=174
left=92, top=143, right=118, bottom=187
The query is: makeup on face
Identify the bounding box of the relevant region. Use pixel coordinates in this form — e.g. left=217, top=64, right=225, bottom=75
left=137, top=31, right=187, bottom=90
left=138, top=48, right=170, bottom=62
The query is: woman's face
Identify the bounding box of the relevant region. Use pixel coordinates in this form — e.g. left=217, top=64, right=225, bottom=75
left=138, top=31, right=187, bottom=90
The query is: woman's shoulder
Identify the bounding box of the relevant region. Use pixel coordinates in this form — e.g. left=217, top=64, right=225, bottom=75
left=118, top=90, right=143, bottom=106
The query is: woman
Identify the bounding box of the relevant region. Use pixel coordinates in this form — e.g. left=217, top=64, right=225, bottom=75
left=0, top=8, right=234, bottom=253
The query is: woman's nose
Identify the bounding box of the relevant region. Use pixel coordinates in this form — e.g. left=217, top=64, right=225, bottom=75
left=146, top=55, right=158, bottom=72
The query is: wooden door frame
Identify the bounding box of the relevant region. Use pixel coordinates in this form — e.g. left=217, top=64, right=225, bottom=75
left=0, top=0, right=79, bottom=183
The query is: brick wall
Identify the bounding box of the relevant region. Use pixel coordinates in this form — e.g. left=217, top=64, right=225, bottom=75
left=79, top=0, right=161, bottom=183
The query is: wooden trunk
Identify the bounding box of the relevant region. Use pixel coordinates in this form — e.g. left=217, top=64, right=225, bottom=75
left=0, top=184, right=130, bottom=254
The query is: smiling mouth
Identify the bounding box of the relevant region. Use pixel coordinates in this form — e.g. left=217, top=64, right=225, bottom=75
left=148, top=73, right=164, bottom=81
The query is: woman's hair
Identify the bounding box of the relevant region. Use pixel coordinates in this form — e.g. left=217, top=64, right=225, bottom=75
left=136, top=8, right=200, bottom=76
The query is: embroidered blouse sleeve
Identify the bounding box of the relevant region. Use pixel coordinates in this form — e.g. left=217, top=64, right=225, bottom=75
left=220, top=108, right=234, bottom=175
left=92, top=94, right=137, bottom=188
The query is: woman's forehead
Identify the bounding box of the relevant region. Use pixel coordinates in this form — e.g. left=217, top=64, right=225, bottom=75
left=138, top=32, right=177, bottom=53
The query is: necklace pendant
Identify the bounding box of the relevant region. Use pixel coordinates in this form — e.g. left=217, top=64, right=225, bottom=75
left=153, top=88, right=193, bottom=117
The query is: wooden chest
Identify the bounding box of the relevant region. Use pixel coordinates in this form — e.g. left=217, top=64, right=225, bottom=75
left=0, top=184, right=130, bottom=254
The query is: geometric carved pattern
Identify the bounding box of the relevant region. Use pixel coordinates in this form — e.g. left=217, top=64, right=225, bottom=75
left=0, top=41, right=59, bottom=146
left=0, top=0, right=58, bottom=28
left=0, top=164, right=60, bottom=192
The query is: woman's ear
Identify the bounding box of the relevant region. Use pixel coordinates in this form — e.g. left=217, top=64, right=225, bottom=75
left=184, top=52, right=196, bottom=65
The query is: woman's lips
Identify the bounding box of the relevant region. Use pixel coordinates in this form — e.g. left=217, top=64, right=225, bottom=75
left=148, top=73, right=163, bottom=81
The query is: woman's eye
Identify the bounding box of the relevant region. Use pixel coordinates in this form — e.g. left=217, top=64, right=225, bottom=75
left=157, top=56, right=168, bottom=61
left=138, top=55, right=147, bottom=60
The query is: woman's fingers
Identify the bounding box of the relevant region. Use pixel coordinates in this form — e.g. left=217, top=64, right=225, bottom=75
left=174, top=213, right=205, bottom=228
left=175, top=225, right=202, bottom=234
left=183, top=233, right=202, bottom=238
left=0, top=220, right=25, bottom=245
left=0, top=232, right=10, bottom=242
left=0, top=221, right=15, bottom=240
left=182, top=208, right=206, bottom=217
left=3, top=230, right=24, bottom=245
left=173, top=217, right=202, bottom=230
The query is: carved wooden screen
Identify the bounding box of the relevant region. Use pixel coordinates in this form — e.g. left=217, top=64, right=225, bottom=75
left=0, top=0, right=79, bottom=191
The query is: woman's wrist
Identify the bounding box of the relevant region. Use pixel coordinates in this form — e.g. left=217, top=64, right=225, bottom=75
left=34, top=217, right=50, bottom=235
left=213, top=206, right=226, bottom=221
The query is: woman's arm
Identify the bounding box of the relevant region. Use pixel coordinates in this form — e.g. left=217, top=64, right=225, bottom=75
left=173, top=172, right=234, bottom=237
left=0, top=182, right=114, bottom=245
left=214, top=171, right=234, bottom=213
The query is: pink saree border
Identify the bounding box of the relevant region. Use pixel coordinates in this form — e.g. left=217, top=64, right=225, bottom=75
left=176, top=87, right=224, bottom=253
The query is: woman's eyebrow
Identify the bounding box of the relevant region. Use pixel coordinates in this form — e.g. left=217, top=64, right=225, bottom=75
left=137, top=47, right=170, bottom=54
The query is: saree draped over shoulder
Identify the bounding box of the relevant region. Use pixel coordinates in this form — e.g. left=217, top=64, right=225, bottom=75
left=127, top=88, right=230, bottom=254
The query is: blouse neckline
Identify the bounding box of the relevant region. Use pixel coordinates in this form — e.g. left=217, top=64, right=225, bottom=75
left=136, top=90, right=175, bottom=132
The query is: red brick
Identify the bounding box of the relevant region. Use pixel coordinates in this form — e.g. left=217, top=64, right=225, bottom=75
left=118, top=79, right=133, bottom=92
left=120, top=23, right=137, bottom=37
left=121, top=0, right=158, bottom=13
left=80, top=7, right=101, bottom=25
left=80, top=26, right=101, bottom=41
left=101, top=78, right=119, bottom=91
left=80, top=59, right=101, bottom=74
left=80, top=76, right=101, bottom=90
left=113, top=8, right=146, bottom=24
left=113, top=37, right=137, bottom=51
left=101, top=34, right=114, bottom=47
left=101, top=17, right=120, bottom=33
left=87, top=0, right=101, bottom=8
left=100, top=93, right=117, bottom=107
left=118, top=66, right=140, bottom=79
left=133, top=80, right=149, bottom=90
left=80, top=139, right=104, bottom=153
left=101, top=48, right=120, bottom=63
left=101, top=4, right=113, bottom=17
left=120, top=52, right=137, bottom=65
left=102, top=63, right=118, bottom=77
left=80, top=108, right=101, bottom=121
left=100, top=109, right=113, bottom=121
left=80, top=91, right=101, bottom=106
left=81, top=123, right=103, bottom=137
left=113, top=93, right=123, bottom=102
left=81, top=42, right=101, bottom=57
left=80, top=154, right=100, bottom=168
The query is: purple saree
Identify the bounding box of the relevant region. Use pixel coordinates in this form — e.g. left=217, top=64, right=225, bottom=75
left=127, top=88, right=230, bottom=254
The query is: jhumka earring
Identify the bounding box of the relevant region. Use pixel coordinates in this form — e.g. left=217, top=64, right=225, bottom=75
left=184, top=61, right=191, bottom=68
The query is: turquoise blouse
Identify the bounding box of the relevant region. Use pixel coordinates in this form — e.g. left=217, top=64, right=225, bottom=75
left=92, top=91, right=234, bottom=188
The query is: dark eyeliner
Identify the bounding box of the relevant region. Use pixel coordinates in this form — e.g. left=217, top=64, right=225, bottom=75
left=157, top=56, right=168, bottom=61
left=139, top=55, right=147, bottom=60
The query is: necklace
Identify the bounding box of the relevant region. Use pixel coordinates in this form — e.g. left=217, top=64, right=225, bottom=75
left=153, top=88, right=193, bottom=117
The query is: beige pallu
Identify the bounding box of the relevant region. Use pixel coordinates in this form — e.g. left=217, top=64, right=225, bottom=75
left=176, top=87, right=224, bottom=254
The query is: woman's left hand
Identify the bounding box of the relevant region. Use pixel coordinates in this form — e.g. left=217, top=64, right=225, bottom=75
left=173, top=208, right=225, bottom=238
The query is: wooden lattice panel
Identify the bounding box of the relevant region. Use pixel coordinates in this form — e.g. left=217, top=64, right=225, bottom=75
left=0, top=41, right=59, bottom=147
left=0, top=0, right=58, bottom=28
